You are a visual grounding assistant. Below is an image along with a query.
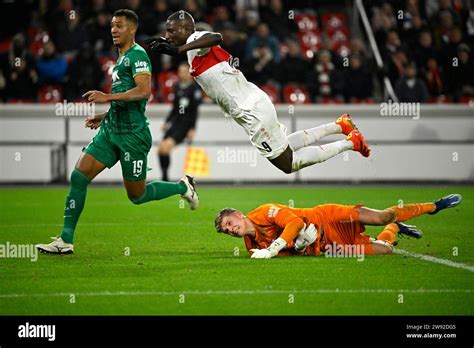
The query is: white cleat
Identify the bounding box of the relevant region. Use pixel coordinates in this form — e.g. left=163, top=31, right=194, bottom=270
left=180, top=175, right=199, bottom=210
left=36, top=236, right=74, bottom=254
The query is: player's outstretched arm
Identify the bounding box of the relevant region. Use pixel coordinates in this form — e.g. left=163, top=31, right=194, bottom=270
left=177, top=33, right=223, bottom=54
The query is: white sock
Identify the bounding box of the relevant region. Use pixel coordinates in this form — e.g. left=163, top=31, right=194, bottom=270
left=288, top=123, right=341, bottom=151
left=291, top=139, right=353, bottom=172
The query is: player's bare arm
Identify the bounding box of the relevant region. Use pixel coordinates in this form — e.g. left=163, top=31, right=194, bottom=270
left=82, top=74, right=151, bottom=103
left=177, top=33, right=222, bottom=54
left=84, top=112, right=106, bottom=129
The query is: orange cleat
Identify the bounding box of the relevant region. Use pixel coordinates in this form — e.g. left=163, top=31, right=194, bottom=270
left=336, top=113, right=358, bottom=135
left=346, top=130, right=371, bottom=157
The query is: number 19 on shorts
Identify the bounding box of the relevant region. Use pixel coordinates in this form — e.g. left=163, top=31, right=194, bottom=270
left=133, top=160, right=143, bottom=176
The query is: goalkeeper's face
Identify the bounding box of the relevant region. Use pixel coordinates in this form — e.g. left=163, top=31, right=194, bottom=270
left=111, top=16, right=136, bottom=47
left=220, top=212, right=247, bottom=238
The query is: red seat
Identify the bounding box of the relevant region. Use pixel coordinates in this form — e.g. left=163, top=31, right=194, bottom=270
left=260, top=84, right=281, bottom=103
left=282, top=84, right=311, bottom=104
left=157, top=71, right=178, bottom=103
left=38, top=85, right=63, bottom=103
left=298, top=30, right=321, bottom=58
left=295, top=14, right=318, bottom=32
left=351, top=98, right=375, bottom=104
left=7, top=98, right=34, bottom=103
left=428, top=95, right=453, bottom=103
left=321, top=13, right=347, bottom=30
left=319, top=97, right=344, bottom=104
left=459, top=95, right=473, bottom=104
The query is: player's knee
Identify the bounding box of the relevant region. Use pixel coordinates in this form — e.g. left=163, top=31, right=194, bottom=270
left=381, top=209, right=396, bottom=224
left=279, top=164, right=293, bottom=174
left=127, top=192, right=143, bottom=204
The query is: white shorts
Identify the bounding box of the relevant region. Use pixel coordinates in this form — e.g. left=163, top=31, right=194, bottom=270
left=232, top=94, right=288, bottom=160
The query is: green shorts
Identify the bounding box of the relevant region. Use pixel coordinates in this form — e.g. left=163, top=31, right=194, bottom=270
left=83, top=126, right=152, bottom=181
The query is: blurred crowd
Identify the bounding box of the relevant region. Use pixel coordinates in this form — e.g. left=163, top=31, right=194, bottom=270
left=0, top=0, right=472, bottom=104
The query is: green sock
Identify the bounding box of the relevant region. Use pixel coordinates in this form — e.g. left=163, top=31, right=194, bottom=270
left=131, top=181, right=187, bottom=205
left=60, top=169, right=90, bottom=244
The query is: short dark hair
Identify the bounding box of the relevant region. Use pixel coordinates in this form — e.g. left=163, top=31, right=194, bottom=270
left=113, top=9, right=138, bottom=26
left=167, top=10, right=195, bottom=30
left=215, top=208, right=238, bottom=233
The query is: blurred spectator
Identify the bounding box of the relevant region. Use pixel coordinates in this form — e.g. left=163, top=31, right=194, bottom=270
left=88, top=11, right=114, bottom=55
left=183, top=0, right=206, bottom=23
left=432, top=10, right=456, bottom=47
left=211, top=6, right=234, bottom=33
left=64, top=43, right=103, bottom=101
left=394, top=62, right=429, bottom=102
left=308, top=49, right=344, bottom=101
left=380, top=29, right=405, bottom=63
left=388, top=48, right=409, bottom=84
left=0, top=33, right=38, bottom=101
left=220, top=24, right=247, bottom=64
left=440, top=27, right=465, bottom=68
left=444, top=43, right=474, bottom=101
left=124, top=0, right=150, bottom=38
left=424, top=58, right=444, bottom=96
left=260, top=0, right=298, bottom=40
left=413, top=30, right=438, bottom=70
left=244, top=43, right=277, bottom=85
left=245, top=23, right=280, bottom=63
left=80, top=0, right=109, bottom=22
left=343, top=55, right=373, bottom=102
left=55, top=10, right=89, bottom=54
left=372, top=2, right=398, bottom=45
left=277, top=40, right=310, bottom=85
left=239, top=10, right=259, bottom=36
left=36, top=40, right=68, bottom=85
left=143, top=0, right=172, bottom=36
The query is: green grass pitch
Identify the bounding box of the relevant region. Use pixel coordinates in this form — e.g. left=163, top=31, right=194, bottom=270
left=0, top=185, right=473, bottom=315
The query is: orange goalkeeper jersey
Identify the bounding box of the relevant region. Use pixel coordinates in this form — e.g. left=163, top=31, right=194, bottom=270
left=244, top=203, right=366, bottom=256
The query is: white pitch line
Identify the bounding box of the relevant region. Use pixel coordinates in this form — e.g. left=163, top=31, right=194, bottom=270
left=0, top=288, right=472, bottom=299
left=394, top=248, right=474, bottom=272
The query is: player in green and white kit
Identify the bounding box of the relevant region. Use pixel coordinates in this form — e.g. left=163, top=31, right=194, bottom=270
left=36, top=9, right=198, bottom=254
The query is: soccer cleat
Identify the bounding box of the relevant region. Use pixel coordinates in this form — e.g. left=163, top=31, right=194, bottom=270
left=36, top=236, right=74, bottom=254
left=346, top=130, right=371, bottom=157
left=429, top=193, right=463, bottom=215
left=396, top=222, right=423, bottom=239
left=180, top=175, right=199, bottom=210
left=336, top=113, right=358, bottom=135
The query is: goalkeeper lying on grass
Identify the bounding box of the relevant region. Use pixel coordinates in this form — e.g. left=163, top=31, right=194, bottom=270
left=214, top=194, right=462, bottom=259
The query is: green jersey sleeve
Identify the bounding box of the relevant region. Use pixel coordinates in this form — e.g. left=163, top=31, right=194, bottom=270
left=130, top=49, right=152, bottom=77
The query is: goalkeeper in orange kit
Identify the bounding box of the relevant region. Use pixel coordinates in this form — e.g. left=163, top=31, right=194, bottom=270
left=214, top=194, right=462, bottom=258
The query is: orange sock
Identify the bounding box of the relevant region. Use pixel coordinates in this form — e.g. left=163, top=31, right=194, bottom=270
left=388, top=203, right=435, bottom=222
left=376, top=223, right=399, bottom=244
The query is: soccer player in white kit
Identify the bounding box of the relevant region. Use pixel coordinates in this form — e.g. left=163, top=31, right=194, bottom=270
left=145, top=11, right=371, bottom=174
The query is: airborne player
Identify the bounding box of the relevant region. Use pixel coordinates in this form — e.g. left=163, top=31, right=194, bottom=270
left=145, top=11, right=371, bottom=175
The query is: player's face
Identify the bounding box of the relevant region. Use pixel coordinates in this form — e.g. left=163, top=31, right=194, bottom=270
left=221, top=213, right=246, bottom=238
left=165, top=20, right=190, bottom=46
left=111, top=16, right=135, bottom=47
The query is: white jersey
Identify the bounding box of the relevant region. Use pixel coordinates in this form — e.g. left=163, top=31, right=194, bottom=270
left=186, top=31, right=288, bottom=159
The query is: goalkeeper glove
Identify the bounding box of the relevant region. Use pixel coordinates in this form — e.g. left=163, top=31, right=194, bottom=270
left=295, top=223, right=317, bottom=252
left=144, top=37, right=179, bottom=56
left=250, top=237, right=287, bottom=259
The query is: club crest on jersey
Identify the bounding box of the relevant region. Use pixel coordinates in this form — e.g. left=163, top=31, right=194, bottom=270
left=268, top=206, right=281, bottom=218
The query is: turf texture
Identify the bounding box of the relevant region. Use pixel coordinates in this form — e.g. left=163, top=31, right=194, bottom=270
left=0, top=185, right=472, bottom=315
